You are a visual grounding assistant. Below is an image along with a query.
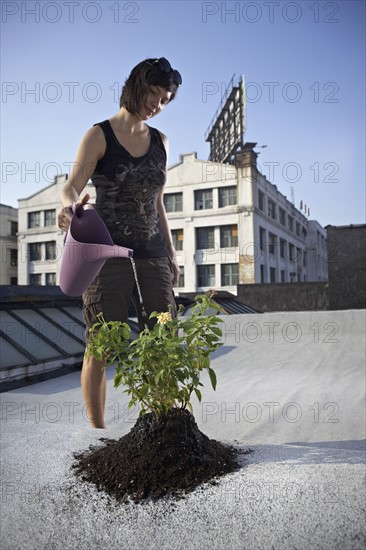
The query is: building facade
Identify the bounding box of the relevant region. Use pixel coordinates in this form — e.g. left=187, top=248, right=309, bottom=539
left=16, top=147, right=328, bottom=293
left=306, top=220, right=328, bottom=281
left=17, top=175, right=95, bottom=286
left=0, top=204, right=18, bottom=285
left=165, top=145, right=328, bottom=295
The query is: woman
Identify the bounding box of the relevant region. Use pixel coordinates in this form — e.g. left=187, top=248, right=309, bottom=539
left=58, top=57, right=182, bottom=429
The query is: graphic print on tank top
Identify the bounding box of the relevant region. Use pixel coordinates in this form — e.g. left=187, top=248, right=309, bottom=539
left=115, top=159, right=165, bottom=240
left=90, top=120, right=168, bottom=258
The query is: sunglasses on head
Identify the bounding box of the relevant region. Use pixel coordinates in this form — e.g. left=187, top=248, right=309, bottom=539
left=146, top=57, right=182, bottom=87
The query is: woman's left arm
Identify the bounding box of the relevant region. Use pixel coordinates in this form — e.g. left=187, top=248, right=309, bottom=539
left=157, top=131, right=179, bottom=287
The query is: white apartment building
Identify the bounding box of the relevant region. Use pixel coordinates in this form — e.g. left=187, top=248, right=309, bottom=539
left=16, top=146, right=327, bottom=292
left=306, top=220, right=328, bottom=281
left=165, top=146, right=328, bottom=295
left=0, top=204, right=18, bottom=285
left=17, top=175, right=95, bottom=285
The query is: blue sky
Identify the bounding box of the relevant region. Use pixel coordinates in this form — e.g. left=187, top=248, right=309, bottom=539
left=1, top=0, right=365, bottom=227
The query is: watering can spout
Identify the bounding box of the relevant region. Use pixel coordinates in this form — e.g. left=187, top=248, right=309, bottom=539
left=59, top=202, right=134, bottom=297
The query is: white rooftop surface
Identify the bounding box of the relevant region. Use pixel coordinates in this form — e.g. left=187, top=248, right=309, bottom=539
left=1, top=309, right=365, bottom=550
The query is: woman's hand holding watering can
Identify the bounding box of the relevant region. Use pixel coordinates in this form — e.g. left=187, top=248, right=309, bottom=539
left=57, top=194, right=90, bottom=232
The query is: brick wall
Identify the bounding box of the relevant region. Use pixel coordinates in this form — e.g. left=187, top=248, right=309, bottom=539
left=326, top=225, right=366, bottom=310
left=237, top=282, right=329, bottom=312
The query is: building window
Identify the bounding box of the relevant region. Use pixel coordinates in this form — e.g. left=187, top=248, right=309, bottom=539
left=258, top=190, right=264, bottom=211
left=268, top=232, right=276, bottom=256
left=28, top=243, right=42, bottom=261
left=288, top=215, right=294, bottom=232
left=45, top=273, right=56, bottom=285
left=221, top=263, right=239, bottom=286
left=171, top=229, right=183, bottom=251
left=29, top=274, right=42, bottom=285
left=11, top=221, right=18, bottom=236
left=197, top=264, right=215, bottom=287
left=44, top=209, right=56, bottom=226
left=10, top=277, right=18, bottom=285
left=194, top=189, right=213, bottom=210
left=196, top=227, right=215, bottom=249
left=259, top=227, right=265, bottom=251
left=280, top=238, right=286, bottom=259
left=279, top=208, right=286, bottom=226
left=28, top=211, right=41, bottom=228
left=164, top=193, right=183, bottom=212
left=10, top=249, right=18, bottom=267
left=45, top=241, right=57, bottom=261
left=219, top=186, right=237, bottom=207
left=303, top=251, right=307, bottom=267
left=289, top=272, right=296, bottom=282
left=268, top=199, right=276, bottom=220
left=296, top=222, right=301, bottom=236
left=270, top=267, right=276, bottom=282
left=220, top=225, right=238, bottom=248
left=178, top=266, right=185, bottom=288
left=296, top=248, right=302, bottom=264
left=289, top=243, right=295, bottom=262
left=281, top=270, right=286, bottom=282
left=260, top=264, right=265, bottom=283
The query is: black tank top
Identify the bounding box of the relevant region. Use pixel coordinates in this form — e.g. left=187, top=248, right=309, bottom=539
left=90, top=119, right=168, bottom=259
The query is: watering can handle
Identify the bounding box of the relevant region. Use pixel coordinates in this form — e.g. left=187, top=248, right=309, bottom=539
left=72, top=200, right=93, bottom=217
left=71, top=201, right=85, bottom=218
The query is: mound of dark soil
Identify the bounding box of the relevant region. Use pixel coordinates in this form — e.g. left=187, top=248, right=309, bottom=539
left=72, top=408, right=241, bottom=503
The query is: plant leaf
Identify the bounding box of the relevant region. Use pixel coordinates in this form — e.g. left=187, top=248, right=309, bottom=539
left=208, top=367, right=217, bottom=391
left=194, top=387, right=202, bottom=402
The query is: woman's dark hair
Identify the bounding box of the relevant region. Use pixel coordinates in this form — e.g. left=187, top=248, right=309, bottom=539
left=119, top=58, right=180, bottom=114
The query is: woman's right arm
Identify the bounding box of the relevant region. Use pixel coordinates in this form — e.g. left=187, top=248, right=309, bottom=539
left=58, top=125, right=105, bottom=231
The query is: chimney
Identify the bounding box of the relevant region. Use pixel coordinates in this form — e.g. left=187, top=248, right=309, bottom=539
left=55, top=173, right=68, bottom=184
left=235, top=142, right=258, bottom=169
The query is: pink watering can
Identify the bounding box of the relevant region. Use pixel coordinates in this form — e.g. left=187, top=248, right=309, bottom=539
left=59, top=203, right=133, bottom=296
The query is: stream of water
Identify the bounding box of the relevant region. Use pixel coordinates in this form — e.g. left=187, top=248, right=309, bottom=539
left=130, top=257, right=148, bottom=325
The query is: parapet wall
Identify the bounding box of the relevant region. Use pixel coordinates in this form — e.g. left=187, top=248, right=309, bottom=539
left=237, top=282, right=329, bottom=312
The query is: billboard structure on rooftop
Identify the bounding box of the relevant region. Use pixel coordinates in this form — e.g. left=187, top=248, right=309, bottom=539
left=205, top=74, right=246, bottom=165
